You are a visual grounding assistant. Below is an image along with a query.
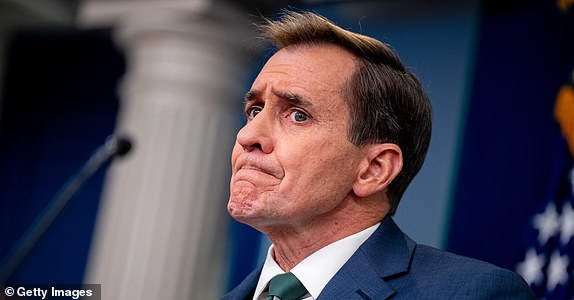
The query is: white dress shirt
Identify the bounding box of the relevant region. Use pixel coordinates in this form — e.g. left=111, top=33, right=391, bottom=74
left=252, top=223, right=380, bottom=300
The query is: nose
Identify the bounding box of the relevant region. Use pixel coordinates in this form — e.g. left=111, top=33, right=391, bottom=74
left=236, top=110, right=274, bottom=154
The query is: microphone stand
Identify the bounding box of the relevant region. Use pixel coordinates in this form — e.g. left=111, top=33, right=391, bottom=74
left=0, top=136, right=132, bottom=284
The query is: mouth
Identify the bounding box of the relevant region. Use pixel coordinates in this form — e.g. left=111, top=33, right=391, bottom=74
left=233, top=156, right=283, bottom=180
left=234, top=168, right=276, bottom=183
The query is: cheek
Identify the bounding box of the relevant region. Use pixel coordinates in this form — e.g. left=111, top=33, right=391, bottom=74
left=280, top=147, right=359, bottom=198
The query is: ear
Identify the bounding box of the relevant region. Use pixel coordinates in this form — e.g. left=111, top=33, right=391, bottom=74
left=352, top=143, right=403, bottom=198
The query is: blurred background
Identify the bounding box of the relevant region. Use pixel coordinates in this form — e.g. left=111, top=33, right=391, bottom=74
left=0, top=0, right=573, bottom=298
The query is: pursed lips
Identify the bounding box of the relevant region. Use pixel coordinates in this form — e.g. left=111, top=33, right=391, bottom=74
left=233, top=156, right=283, bottom=180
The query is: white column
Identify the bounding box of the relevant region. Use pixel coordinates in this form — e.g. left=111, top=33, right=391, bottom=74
left=80, top=2, right=252, bottom=299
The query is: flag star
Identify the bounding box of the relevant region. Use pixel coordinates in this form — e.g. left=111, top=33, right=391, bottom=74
left=560, top=202, right=574, bottom=245
left=516, top=248, right=545, bottom=286
left=546, top=251, right=569, bottom=291
left=533, top=203, right=560, bottom=245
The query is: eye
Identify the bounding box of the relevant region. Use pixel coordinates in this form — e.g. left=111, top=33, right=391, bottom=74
left=290, top=110, right=309, bottom=123
left=246, top=106, right=262, bottom=119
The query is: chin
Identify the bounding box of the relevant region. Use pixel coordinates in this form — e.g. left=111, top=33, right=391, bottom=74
left=228, top=199, right=256, bottom=219
left=229, top=201, right=275, bottom=230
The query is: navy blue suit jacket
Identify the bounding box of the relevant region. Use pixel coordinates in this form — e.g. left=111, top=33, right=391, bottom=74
left=222, top=217, right=536, bottom=299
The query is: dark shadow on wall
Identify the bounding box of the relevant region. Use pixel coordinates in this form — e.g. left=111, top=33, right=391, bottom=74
left=0, top=28, right=124, bottom=284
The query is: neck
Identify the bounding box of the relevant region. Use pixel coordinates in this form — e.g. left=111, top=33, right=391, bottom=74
left=265, top=197, right=387, bottom=271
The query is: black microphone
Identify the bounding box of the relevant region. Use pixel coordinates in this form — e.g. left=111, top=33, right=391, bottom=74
left=0, top=135, right=133, bottom=284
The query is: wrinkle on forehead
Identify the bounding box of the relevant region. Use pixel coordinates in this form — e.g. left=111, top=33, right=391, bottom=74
left=259, top=44, right=357, bottom=95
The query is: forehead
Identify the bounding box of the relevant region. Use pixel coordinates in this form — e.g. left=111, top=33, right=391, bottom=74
left=252, top=44, right=357, bottom=101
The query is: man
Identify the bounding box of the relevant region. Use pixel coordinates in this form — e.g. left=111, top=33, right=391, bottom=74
left=223, top=10, right=536, bottom=300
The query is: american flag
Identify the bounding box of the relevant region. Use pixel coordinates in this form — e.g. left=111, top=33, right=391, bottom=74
left=515, top=84, right=574, bottom=299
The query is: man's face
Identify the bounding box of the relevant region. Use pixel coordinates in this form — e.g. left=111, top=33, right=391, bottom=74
left=228, top=44, right=367, bottom=230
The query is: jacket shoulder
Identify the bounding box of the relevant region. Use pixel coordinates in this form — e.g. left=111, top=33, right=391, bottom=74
left=391, top=244, right=537, bottom=299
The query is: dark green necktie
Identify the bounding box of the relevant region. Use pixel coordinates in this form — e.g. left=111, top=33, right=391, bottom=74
left=266, top=272, right=308, bottom=300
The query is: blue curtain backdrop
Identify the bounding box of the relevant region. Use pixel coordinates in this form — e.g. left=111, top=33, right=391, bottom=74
left=0, top=29, right=124, bottom=283
left=447, top=0, right=574, bottom=274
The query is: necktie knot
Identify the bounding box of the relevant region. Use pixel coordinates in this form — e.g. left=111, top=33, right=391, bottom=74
left=267, top=272, right=308, bottom=300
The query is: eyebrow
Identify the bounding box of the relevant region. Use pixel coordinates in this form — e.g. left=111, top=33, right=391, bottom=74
left=273, top=89, right=313, bottom=108
left=243, top=89, right=313, bottom=109
left=244, top=90, right=259, bottom=103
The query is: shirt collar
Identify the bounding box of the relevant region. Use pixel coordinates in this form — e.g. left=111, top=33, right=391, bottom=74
left=253, top=223, right=380, bottom=300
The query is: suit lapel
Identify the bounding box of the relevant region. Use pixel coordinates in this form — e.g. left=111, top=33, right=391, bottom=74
left=318, top=217, right=416, bottom=300
left=317, top=249, right=396, bottom=299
